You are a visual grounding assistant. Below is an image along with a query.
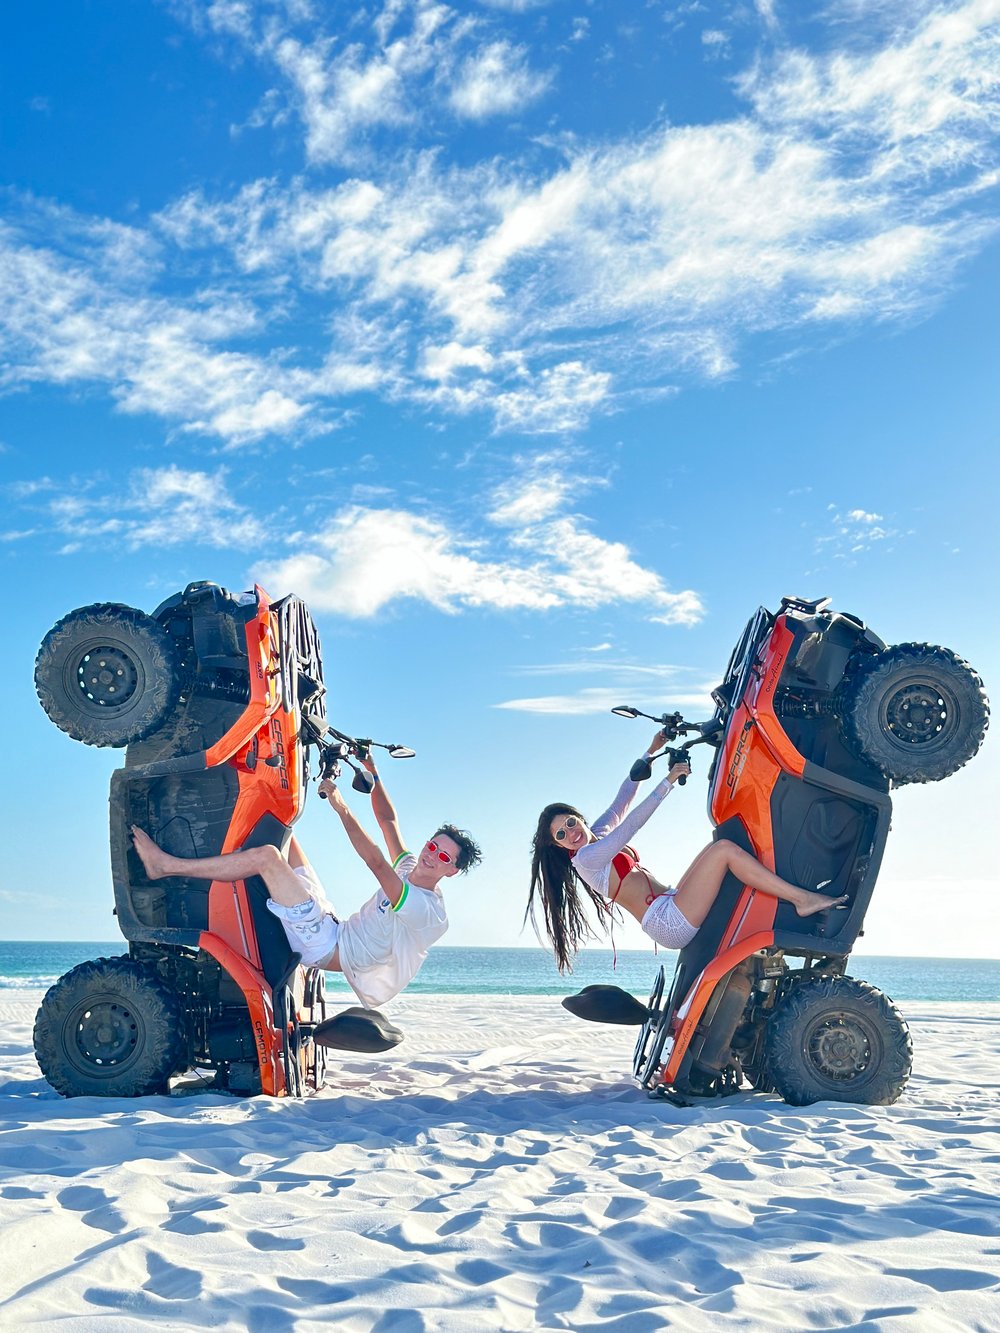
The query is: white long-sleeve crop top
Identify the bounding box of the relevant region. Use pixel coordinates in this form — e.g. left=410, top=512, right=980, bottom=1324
left=571, top=759, right=676, bottom=900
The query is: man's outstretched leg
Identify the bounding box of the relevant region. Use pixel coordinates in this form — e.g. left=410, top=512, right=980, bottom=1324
left=132, top=826, right=309, bottom=906
left=131, top=826, right=340, bottom=967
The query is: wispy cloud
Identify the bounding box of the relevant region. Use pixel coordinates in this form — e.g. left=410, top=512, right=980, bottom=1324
left=493, top=662, right=718, bottom=715
left=14, top=465, right=265, bottom=554
left=184, top=0, right=552, bottom=165
left=255, top=453, right=704, bottom=622
left=2, top=1, right=998, bottom=441
left=0, top=212, right=321, bottom=445
left=814, top=502, right=910, bottom=561
left=9, top=449, right=702, bottom=624
left=449, top=40, right=552, bottom=119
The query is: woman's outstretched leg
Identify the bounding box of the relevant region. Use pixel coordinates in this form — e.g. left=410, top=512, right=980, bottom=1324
left=130, top=826, right=309, bottom=907
left=672, top=839, right=847, bottom=928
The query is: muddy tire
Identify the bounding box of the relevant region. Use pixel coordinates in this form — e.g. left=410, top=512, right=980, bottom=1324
left=765, top=975, right=912, bottom=1106
left=33, top=957, right=188, bottom=1097
left=35, top=603, right=181, bottom=747
left=841, top=643, right=988, bottom=784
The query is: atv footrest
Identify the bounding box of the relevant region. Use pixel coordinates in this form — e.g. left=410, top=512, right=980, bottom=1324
left=312, top=1007, right=403, bottom=1053
left=562, top=985, right=651, bottom=1026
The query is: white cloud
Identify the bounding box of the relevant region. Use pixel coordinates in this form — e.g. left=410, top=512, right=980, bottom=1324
left=208, top=390, right=308, bottom=440
left=148, top=0, right=1000, bottom=434
left=493, top=661, right=719, bottom=714
left=20, top=466, right=265, bottom=553
left=3, top=1, right=999, bottom=440
left=256, top=505, right=560, bottom=615
left=491, top=362, right=613, bottom=434
left=420, top=340, right=495, bottom=380
left=486, top=468, right=576, bottom=525
left=476, top=1, right=556, bottom=10
left=814, top=503, right=906, bottom=561
left=449, top=41, right=552, bottom=119
left=493, top=684, right=716, bottom=714
left=740, top=3, right=1000, bottom=152
left=196, top=2, right=548, bottom=167
left=271, top=33, right=412, bottom=165
left=256, top=453, right=704, bottom=623
left=0, top=217, right=320, bottom=445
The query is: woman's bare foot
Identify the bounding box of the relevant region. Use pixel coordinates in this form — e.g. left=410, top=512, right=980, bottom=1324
left=130, top=825, right=175, bottom=880
left=795, top=890, right=850, bottom=918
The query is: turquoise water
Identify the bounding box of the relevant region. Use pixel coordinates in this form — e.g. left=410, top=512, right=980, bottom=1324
left=2, top=942, right=998, bottom=1002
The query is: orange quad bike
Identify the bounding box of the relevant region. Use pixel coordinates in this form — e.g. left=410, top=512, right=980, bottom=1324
left=565, top=595, right=989, bottom=1107
left=32, top=582, right=413, bottom=1098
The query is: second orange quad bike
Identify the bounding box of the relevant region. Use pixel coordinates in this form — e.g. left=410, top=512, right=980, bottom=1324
left=32, top=581, right=413, bottom=1098
left=565, top=595, right=989, bottom=1107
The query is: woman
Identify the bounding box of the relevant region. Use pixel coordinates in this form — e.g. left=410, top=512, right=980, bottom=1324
left=527, top=730, right=848, bottom=972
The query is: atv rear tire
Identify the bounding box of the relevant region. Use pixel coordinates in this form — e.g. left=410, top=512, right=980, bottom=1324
left=841, top=643, right=989, bottom=784
left=34, top=957, right=188, bottom=1097
left=764, top=975, right=912, bottom=1106
left=35, top=603, right=181, bottom=747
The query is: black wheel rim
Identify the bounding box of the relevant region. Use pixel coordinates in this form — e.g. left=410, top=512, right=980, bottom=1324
left=67, top=996, right=146, bottom=1075
left=880, top=677, right=958, bottom=754
left=803, top=1011, right=882, bottom=1086
left=62, top=639, right=145, bottom=719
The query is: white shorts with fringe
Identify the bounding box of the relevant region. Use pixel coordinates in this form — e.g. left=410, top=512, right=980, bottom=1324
left=641, top=892, right=698, bottom=950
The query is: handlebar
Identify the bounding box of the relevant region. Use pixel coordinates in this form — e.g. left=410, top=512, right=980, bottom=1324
left=307, top=721, right=415, bottom=798
left=616, top=707, right=723, bottom=783
left=610, top=705, right=707, bottom=742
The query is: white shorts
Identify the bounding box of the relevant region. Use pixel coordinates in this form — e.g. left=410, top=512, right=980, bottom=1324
left=641, top=892, right=698, bottom=951
left=265, top=865, right=340, bottom=968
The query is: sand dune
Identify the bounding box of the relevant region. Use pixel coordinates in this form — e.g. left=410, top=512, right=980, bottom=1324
left=1, top=993, right=998, bottom=1330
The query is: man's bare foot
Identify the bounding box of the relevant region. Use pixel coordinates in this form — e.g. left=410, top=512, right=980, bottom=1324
left=130, top=825, right=174, bottom=880
left=795, top=891, right=850, bottom=918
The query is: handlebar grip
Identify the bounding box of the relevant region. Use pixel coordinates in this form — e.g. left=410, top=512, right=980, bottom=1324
left=668, top=748, right=690, bottom=785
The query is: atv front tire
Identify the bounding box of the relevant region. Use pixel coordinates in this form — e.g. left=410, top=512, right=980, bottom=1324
left=35, top=603, right=181, bottom=747
left=34, top=957, right=188, bottom=1097
left=841, top=643, right=989, bottom=784
left=764, top=975, right=912, bottom=1106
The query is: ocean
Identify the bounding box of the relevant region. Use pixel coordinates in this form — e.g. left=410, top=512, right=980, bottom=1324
left=2, top=941, right=998, bottom=1003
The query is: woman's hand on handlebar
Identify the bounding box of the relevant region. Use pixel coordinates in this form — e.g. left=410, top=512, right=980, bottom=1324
left=668, top=760, right=691, bottom=786
left=650, top=728, right=670, bottom=754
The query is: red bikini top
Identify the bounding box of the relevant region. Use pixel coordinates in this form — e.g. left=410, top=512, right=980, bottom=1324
left=611, top=845, right=640, bottom=882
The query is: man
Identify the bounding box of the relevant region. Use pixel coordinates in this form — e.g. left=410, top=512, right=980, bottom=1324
left=130, top=754, right=481, bottom=1012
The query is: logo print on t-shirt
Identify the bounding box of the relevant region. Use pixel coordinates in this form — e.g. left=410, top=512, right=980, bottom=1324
left=378, top=897, right=390, bottom=915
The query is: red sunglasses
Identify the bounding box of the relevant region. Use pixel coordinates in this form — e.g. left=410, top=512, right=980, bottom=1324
left=427, top=840, right=453, bottom=864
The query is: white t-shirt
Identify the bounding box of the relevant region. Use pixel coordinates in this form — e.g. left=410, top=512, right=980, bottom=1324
left=336, top=851, right=449, bottom=1009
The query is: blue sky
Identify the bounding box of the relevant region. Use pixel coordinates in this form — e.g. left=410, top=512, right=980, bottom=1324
left=2, top=0, right=997, bottom=957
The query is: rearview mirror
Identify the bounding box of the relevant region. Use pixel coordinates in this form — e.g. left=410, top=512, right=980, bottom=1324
left=611, top=705, right=639, bottom=718
left=629, top=757, right=653, bottom=782
left=388, top=745, right=416, bottom=759
left=352, top=770, right=375, bottom=794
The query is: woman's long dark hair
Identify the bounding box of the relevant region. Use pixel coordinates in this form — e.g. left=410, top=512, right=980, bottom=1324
left=525, top=802, right=612, bottom=973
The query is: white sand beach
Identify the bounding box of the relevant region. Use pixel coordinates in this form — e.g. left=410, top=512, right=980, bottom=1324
left=2, top=992, right=998, bottom=1331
